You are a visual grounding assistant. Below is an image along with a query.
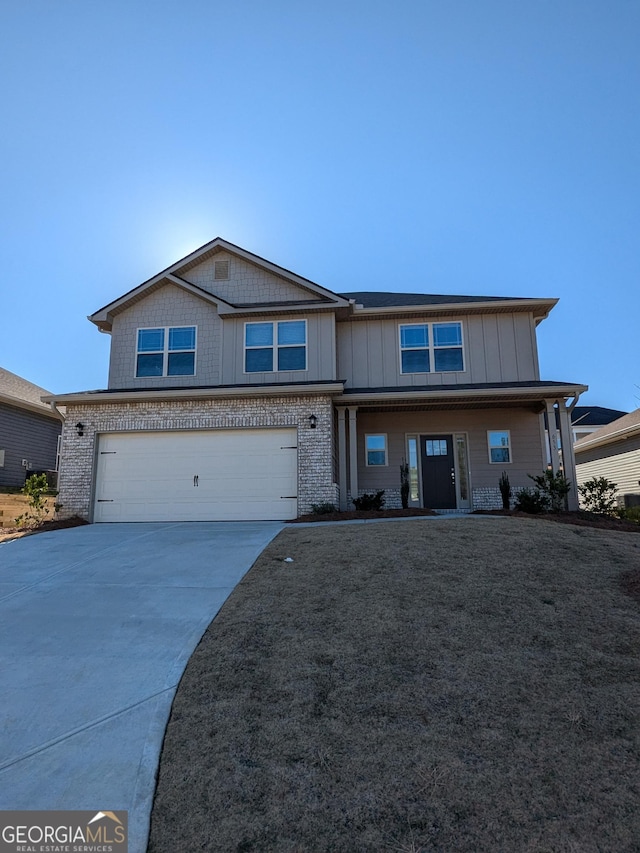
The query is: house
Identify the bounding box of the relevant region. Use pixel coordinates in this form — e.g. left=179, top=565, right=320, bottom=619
left=575, top=408, right=640, bottom=507
left=0, top=367, right=63, bottom=488
left=45, top=238, right=587, bottom=521
left=571, top=405, right=628, bottom=444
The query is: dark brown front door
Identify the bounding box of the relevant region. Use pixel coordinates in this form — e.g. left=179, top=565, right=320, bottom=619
left=421, top=435, right=457, bottom=509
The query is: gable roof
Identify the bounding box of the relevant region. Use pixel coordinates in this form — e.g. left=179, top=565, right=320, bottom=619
left=89, top=237, right=351, bottom=332
left=0, top=367, right=62, bottom=420
left=571, top=405, right=628, bottom=427
left=574, top=408, right=640, bottom=452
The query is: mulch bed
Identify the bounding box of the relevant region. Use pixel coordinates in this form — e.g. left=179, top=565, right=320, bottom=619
left=290, top=507, right=438, bottom=523
left=475, top=508, right=640, bottom=534
left=0, top=516, right=88, bottom=542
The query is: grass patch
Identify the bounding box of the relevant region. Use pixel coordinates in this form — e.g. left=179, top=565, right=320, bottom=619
left=148, top=517, right=640, bottom=852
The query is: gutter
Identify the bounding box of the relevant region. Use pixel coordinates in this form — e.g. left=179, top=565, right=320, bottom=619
left=574, top=421, right=640, bottom=453
left=336, top=383, right=588, bottom=404
left=42, top=382, right=346, bottom=407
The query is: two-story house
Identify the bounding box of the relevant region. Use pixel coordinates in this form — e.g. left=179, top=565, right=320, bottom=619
left=46, top=238, right=587, bottom=521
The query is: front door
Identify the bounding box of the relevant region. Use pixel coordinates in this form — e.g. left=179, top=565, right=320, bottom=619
left=420, top=434, right=457, bottom=509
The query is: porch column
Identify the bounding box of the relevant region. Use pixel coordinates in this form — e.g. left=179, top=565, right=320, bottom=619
left=546, top=400, right=561, bottom=473
left=337, top=407, right=348, bottom=510
left=558, top=400, right=579, bottom=510
left=348, top=407, right=358, bottom=504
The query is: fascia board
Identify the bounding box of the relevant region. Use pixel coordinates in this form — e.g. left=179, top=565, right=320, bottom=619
left=575, top=422, right=640, bottom=453
left=337, top=383, right=588, bottom=404
left=349, top=298, right=558, bottom=320
left=42, top=382, right=345, bottom=406
left=0, top=392, right=64, bottom=421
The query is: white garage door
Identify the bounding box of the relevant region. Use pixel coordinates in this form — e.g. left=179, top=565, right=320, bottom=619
left=94, top=429, right=298, bottom=522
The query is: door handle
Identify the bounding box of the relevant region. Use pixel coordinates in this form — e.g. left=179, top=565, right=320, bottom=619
left=193, top=475, right=199, bottom=487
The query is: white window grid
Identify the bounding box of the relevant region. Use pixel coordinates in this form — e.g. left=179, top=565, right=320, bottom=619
left=243, top=319, right=307, bottom=373
left=135, top=326, right=197, bottom=378
left=399, top=322, right=465, bottom=374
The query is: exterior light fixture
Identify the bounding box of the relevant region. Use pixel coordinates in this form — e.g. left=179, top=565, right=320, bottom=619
left=309, top=414, right=317, bottom=429
left=75, top=422, right=85, bottom=437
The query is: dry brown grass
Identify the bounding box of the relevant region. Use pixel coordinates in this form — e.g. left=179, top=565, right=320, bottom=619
left=148, top=517, right=640, bottom=853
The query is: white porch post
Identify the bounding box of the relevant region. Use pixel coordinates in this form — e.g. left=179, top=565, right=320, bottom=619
left=546, top=400, right=561, bottom=474
left=558, top=400, right=579, bottom=510
left=348, top=407, right=358, bottom=505
left=337, top=407, right=348, bottom=510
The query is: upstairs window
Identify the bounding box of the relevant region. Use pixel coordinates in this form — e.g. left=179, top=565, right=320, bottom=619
left=136, top=326, right=196, bottom=377
left=245, top=320, right=307, bottom=372
left=399, top=322, right=464, bottom=373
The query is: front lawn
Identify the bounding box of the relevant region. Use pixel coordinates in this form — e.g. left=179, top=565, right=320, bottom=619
left=149, top=517, right=640, bottom=852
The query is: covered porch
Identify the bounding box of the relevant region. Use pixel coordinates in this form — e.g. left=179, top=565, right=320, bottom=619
left=334, top=382, right=587, bottom=512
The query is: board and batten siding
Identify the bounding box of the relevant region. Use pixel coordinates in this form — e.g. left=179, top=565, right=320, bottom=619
left=576, top=435, right=640, bottom=502
left=220, top=313, right=336, bottom=385
left=336, top=313, right=539, bottom=388
left=108, top=283, right=222, bottom=389
left=356, top=408, right=545, bottom=494
left=0, top=402, right=61, bottom=488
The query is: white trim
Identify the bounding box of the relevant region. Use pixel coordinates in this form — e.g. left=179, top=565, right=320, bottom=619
left=398, top=321, right=465, bottom=375
left=243, top=319, right=308, bottom=375
left=365, top=433, right=388, bottom=467
left=487, top=429, right=512, bottom=464
left=135, top=325, right=197, bottom=379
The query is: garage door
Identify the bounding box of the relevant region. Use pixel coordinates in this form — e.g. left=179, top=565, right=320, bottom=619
left=94, top=429, right=298, bottom=522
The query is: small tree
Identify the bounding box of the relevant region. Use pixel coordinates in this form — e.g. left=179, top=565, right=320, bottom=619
left=498, top=471, right=511, bottom=510
left=528, top=469, right=572, bottom=513
left=578, top=477, right=618, bottom=515
left=15, top=473, right=52, bottom=528
left=400, top=460, right=410, bottom=509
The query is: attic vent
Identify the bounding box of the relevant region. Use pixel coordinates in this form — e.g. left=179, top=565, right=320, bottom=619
left=214, top=259, right=230, bottom=280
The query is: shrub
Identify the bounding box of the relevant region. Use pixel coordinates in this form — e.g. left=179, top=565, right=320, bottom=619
left=400, top=460, right=409, bottom=509
left=578, top=476, right=618, bottom=515
left=14, top=473, right=53, bottom=528
left=353, top=490, right=385, bottom=511
left=310, top=502, right=337, bottom=515
left=514, top=487, right=549, bottom=514
left=498, top=471, right=511, bottom=510
left=615, top=506, right=640, bottom=525
left=528, top=469, right=572, bottom=513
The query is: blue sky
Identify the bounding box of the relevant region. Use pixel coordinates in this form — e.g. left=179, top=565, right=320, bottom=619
left=1, top=1, right=638, bottom=410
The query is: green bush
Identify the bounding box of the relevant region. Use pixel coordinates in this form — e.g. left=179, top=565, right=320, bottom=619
left=615, top=506, right=640, bottom=525
left=353, top=490, right=385, bottom=511
left=310, top=502, right=337, bottom=515
left=14, top=473, right=54, bottom=528
left=514, top=487, right=549, bottom=514
left=578, top=477, right=618, bottom=515
left=498, top=471, right=511, bottom=510
left=528, top=469, right=572, bottom=513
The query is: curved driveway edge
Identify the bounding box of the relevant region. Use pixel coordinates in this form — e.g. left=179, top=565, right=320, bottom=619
left=0, top=521, right=283, bottom=853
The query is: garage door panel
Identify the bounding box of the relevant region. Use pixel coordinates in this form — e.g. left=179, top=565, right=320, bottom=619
left=94, top=429, right=298, bottom=522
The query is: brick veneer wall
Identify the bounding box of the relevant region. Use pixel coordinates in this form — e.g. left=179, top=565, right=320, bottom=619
left=58, top=395, right=337, bottom=520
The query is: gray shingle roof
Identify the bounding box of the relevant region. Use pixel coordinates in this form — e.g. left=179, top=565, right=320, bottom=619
left=0, top=367, right=53, bottom=410
left=571, top=406, right=628, bottom=426
left=338, top=292, right=524, bottom=308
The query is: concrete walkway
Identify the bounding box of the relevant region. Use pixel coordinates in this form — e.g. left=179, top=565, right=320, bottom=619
left=0, top=522, right=283, bottom=853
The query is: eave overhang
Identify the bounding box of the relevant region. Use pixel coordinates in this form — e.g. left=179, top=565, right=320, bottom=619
left=0, top=392, right=64, bottom=421
left=335, top=381, right=587, bottom=410
left=42, top=381, right=346, bottom=407
left=347, top=298, right=558, bottom=324
left=574, top=420, right=640, bottom=454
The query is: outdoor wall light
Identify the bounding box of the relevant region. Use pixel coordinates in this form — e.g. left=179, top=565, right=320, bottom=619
left=308, top=414, right=317, bottom=429
left=75, top=422, right=85, bottom=437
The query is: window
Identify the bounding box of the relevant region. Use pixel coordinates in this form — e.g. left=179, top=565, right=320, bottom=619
left=399, top=322, right=464, bottom=373
left=245, top=320, right=306, bottom=372
left=488, top=430, right=511, bottom=463
left=366, top=434, right=387, bottom=466
left=136, top=326, right=196, bottom=377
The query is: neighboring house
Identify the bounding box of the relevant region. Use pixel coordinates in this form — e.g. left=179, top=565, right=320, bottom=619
left=575, top=408, right=640, bottom=507
left=571, top=405, right=628, bottom=444
left=0, top=367, right=64, bottom=488
left=46, top=238, right=587, bottom=521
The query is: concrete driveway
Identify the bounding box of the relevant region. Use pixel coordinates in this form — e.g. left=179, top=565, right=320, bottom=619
left=0, top=521, right=283, bottom=852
